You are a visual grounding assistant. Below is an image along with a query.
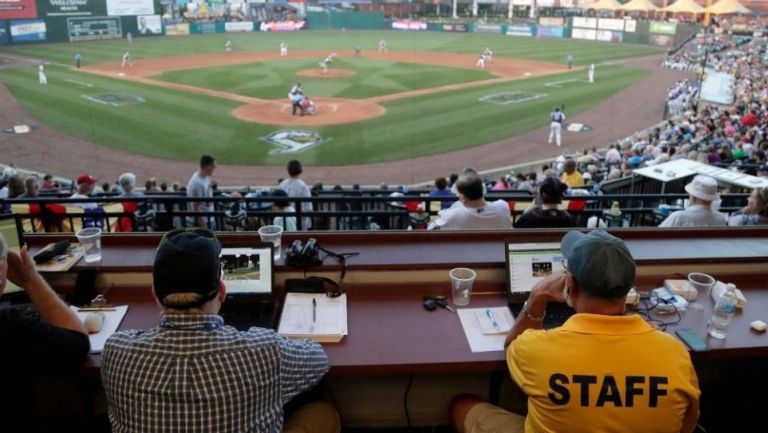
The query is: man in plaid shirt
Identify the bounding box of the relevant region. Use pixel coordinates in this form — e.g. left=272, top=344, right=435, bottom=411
left=102, top=229, right=339, bottom=433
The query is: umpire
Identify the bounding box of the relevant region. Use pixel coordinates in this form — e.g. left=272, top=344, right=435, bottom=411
left=289, top=82, right=303, bottom=116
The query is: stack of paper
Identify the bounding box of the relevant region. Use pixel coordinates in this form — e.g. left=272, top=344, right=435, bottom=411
left=278, top=293, right=347, bottom=343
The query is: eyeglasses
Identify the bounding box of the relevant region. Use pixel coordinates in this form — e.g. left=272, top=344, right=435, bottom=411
left=159, top=227, right=217, bottom=246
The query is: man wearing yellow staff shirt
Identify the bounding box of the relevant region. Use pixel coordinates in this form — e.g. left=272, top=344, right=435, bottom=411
left=560, top=158, right=584, bottom=188
left=451, top=230, right=700, bottom=433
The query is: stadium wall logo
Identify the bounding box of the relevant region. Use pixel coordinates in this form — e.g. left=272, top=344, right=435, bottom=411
left=263, top=130, right=330, bottom=154
left=479, top=91, right=546, bottom=105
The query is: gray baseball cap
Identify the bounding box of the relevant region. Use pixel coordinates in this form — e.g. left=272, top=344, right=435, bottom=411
left=561, top=230, right=636, bottom=299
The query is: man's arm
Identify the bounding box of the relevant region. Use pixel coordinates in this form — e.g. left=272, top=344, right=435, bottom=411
left=7, top=245, right=86, bottom=334
left=278, top=337, right=330, bottom=404
left=504, top=272, right=566, bottom=347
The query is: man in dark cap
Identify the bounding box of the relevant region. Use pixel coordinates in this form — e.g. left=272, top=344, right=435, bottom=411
left=102, top=229, right=339, bottom=433
left=451, top=230, right=700, bottom=433
left=513, top=176, right=572, bottom=228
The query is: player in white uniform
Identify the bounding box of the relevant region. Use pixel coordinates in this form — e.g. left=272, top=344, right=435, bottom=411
left=476, top=53, right=486, bottom=69
left=38, top=64, right=47, bottom=85
left=378, top=39, right=388, bottom=53
left=121, top=52, right=133, bottom=68
left=483, top=48, right=493, bottom=62
left=588, top=63, right=595, bottom=83
left=548, top=107, right=566, bottom=147
left=225, top=40, right=233, bottom=53
left=319, top=53, right=336, bottom=75
left=280, top=42, right=288, bottom=57
left=126, top=31, right=133, bottom=44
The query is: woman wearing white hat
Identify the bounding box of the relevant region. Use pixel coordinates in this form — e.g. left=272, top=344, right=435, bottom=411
left=659, top=175, right=727, bottom=227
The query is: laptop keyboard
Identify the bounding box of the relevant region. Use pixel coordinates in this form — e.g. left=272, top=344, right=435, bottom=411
left=219, top=303, right=274, bottom=331
left=509, top=302, right=575, bottom=329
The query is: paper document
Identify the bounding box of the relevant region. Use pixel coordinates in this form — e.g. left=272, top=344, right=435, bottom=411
left=70, top=305, right=129, bottom=353
left=278, top=293, right=347, bottom=343
left=458, top=307, right=514, bottom=353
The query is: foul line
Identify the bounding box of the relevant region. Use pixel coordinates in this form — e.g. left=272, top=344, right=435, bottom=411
left=65, top=79, right=93, bottom=87
left=545, top=79, right=590, bottom=88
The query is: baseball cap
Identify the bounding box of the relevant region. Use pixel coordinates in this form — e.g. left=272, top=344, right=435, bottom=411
left=153, top=229, right=222, bottom=309
left=561, top=230, right=636, bottom=299
left=76, top=173, right=98, bottom=185
left=684, top=175, right=718, bottom=202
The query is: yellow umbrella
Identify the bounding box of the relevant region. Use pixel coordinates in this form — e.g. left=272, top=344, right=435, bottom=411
left=617, top=0, right=659, bottom=11
left=661, top=0, right=705, bottom=13
left=585, top=0, right=624, bottom=10
left=705, top=0, right=752, bottom=14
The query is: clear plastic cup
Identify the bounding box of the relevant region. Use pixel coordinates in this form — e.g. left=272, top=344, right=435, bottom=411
left=449, top=267, right=476, bottom=307
left=76, top=227, right=102, bottom=263
left=258, top=225, right=283, bottom=262
left=687, top=272, right=715, bottom=311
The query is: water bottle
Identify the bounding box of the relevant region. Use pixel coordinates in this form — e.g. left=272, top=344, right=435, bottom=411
left=707, top=283, right=738, bottom=339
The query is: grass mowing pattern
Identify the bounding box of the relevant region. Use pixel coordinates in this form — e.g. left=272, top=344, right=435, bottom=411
left=0, top=32, right=658, bottom=165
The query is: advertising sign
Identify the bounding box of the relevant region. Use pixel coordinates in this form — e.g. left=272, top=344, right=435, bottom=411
left=474, top=24, right=501, bottom=34
left=511, top=0, right=532, bottom=5
left=571, top=27, right=596, bottom=40
left=107, top=0, right=153, bottom=16
left=391, top=20, right=426, bottom=31
left=624, top=19, right=636, bottom=33
left=648, top=34, right=673, bottom=46
left=225, top=21, right=253, bottom=32
left=598, top=18, right=624, bottom=31
left=442, top=23, right=467, bottom=32
left=67, top=16, right=121, bottom=41
left=596, top=30, right=622, bottom=42
left=10, top=18, right=45, bottom=41
left=0, top=21, right=8, bottom=44
left=136, top=15, right=160, bottom=35
left=39, top=0, right=104, bottom=18
left=539, top=17, right=564, bottom=27
left=259, top=20, right=305, bottom=32
left=506, top=24, right=532, bottom=37
left=165, top=23, right=189, bottom=36
left=537, top=25, right=564, bottom=38
left=0, top=0, right=37, bottom=20
left=198, top=22, right=217, bottom=33
left=572, top=17, right=597, bottom=29
left=650, top=21, right=677, bottom=35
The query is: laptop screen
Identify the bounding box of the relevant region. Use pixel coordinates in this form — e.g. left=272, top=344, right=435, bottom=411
left=220, top=245, right=273, bottom=295
left=505, top=241, right=564, bottom=302
left=0, top=214, right=23, bottom=296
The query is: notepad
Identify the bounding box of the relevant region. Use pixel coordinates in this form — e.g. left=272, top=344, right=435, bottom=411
left=277, top=293, right=347, bottom=343
left=70, top=305, right=129, bottom=353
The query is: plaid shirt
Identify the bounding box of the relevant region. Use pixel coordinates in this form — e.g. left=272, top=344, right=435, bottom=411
left=102, top=314, right=329, bottom=433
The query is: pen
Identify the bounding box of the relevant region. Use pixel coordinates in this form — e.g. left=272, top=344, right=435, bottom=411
left=486, top=309, right=500, bottom=331
left=312, top=298, right=317, bottom=323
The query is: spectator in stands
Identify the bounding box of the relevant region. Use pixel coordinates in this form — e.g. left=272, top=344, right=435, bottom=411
left=102, top=229, right=338, bottom=433
left=70, top=173, right=99, bottom=209
left=41, top=174, right=58, bottom=192
left=514, top=177, right=572, bottom=229
left=728, top=187, right=768, bottom=226
left=659, top=175, right=727, bottom=228
left=560, top=159, right=584, bottom=188
left=186, top=155, right=217, bottom=229
left=6, top=175, right=24, bottom=199
left=450, top=230, right=700, bottom=433
left=0, top=235, right=90, bottom=432
left=17, top=175, right=40, bottom=199
left=278, top=160, right=312, bottom=230
left=118, top=173, right=145, bottom=197
left=270, top=189, right=297, bottom=232
left=428, top=174, right=511, bottom=230
left=491, top=175, right=510, bottom=191
left=429, top=177, right=455, bottom=210
left=604, top=144, right=622, bottom=165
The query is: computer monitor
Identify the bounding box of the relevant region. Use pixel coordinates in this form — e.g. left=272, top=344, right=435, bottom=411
left=0, top=214, right=24, bottom=296
left=505, top=241, right=564, bottom=304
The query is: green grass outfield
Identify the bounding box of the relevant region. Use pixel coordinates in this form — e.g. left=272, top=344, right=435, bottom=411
left=0, top=31, right=662, bottom=166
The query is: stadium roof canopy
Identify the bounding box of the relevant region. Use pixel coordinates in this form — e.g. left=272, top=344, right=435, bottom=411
left=705, top=0, right=752, bottom=15
left=617, top=0, right=659, bottom=11
left=584, top=0, right=623, bottom=10
left=661, top=0, right=705, bottom=13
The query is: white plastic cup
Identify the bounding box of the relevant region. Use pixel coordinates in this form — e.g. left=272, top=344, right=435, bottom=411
left=258, top=225, right=283, bottom=262
left=687, top=272, right=715, bottom=311
left=449, top=267, right=476, bottom=307
left=76, top=227, right=102, bottom=263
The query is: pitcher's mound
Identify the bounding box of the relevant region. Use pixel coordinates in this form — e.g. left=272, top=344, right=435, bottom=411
left=296, top=69, right=355, bottom=78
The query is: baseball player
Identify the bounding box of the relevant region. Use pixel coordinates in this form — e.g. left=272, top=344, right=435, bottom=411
left=38, top=64, right=47, bottom=85
left=476, top=53, right=486, bottom=69
left=75, top=52, right=81, bottom=69
left=548, top=107, right=566, bottom=147
left=588, top=63, right=595, bottom=83
left=354, top=45, right=362, bottom=57
left=126, top=31, right=133, bottom=44
left=567, top=53, right=573, bottom=70
left=280, top=42, right=288, bottom=57
left=225, top=40, right=233, bottom=53
left=288, top=82, right=303, bottom=116
left=483, top=48, right=493, bottom=62
left=121, top=52, right=133, bottom=68
left=378, top=39, right=388, bottom=53
left=319, top=53, right=335, bottom=75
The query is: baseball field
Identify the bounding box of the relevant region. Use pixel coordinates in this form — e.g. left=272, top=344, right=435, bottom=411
left=0, top=30, right=664, bottom=174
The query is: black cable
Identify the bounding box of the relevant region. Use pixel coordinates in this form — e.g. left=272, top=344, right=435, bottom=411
left=404, top=374, right=414, bottom=431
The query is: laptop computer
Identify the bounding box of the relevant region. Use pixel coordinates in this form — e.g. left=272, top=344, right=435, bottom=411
left=504, top=241, right=574, bottom=329
left=218, top=242, right=276, bottom=330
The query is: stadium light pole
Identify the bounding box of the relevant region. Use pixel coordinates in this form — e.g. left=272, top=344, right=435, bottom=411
left=452, top=0, right=457, bottom=18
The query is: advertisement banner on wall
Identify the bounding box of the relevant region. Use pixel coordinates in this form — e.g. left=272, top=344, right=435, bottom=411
left=596, top=30, right=622, bottom=42
left=259, top=20, right=305, bottom=32
left=0, top=0, right=37, bottom=20
left=624, top=20, right=636, bottom=33
left=10, top=18, right=45, bottom=41
left=198, top=22, right=217, bottom=33
left=474, top=24, right=501, bottom=34
left=572, top=17, right=597, bottom=29
left=0, top=21, right=8, bottom=44
left=506, top=24, right=532, bottom=37
left=537, top=25, right=564, bottom=38
left=165, top=23, right=190, bottom=36
left=39, top=0, right=104, bottom=18
left=571, top=27, right=596, bottom=40
left=442, top=23, right=467, bottom=32
left=225, top=21, right=253, bottom=32
left=650, top=21, right=676, bottom=35
left=107, top=0, right=154, bottom=16
left=137, top=15, right=160, bottom=35
left=598, top=18, right=624, bottom=31
left=649, top=34, right=673, bottom=46
left=391, top=20, right=426, bottom=31
left=539, top=17, right=564, bottom=27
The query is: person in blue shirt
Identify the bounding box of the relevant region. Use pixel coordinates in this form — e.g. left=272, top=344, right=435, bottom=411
left=429, top=177, right=456, bottom=209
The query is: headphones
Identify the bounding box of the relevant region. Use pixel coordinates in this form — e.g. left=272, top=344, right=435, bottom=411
left=285, top=239, right=359, bottom=298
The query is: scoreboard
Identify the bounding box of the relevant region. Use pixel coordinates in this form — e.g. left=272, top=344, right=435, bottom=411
left=68, top=17, right=122, bottom=42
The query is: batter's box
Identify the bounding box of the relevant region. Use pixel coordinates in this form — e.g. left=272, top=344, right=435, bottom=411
left=82, top=93, right=145, bottom=106
left=479, top=91, right=546, bottom=105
